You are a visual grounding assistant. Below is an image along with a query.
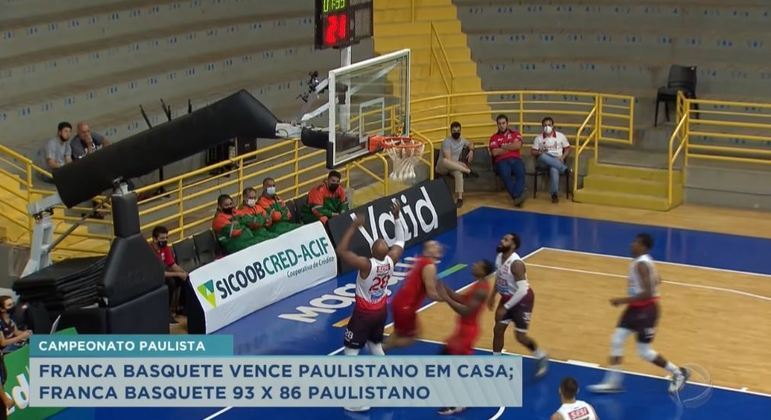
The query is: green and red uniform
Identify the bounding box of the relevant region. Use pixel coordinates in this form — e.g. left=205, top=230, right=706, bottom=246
left=259, top=195, right=300, bottom=235
left=301, top=183, right=348, bottom=224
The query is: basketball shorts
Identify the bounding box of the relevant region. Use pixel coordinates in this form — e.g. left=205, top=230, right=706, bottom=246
left=500, top=289, right=535, bottom=332
left=444, top=324, right=480, bottom=355
left=344, top=307, right=388, bottom=349
left=618, top=303, right=659, bottom=343
left=392, top=303, right=419, bottom=338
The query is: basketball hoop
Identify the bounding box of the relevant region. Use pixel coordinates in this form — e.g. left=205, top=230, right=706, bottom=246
left=369, top=135, right=425, bottom=182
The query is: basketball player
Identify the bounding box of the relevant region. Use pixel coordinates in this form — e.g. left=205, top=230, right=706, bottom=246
left=552, top=377, right=599, bottom=420
left=335, top=203, right=406, bottom=412
left=435, top=259, right=495, bottom=416
left=488, top=233, right=549, bottom=378
left=589, top=233, right=689, bottom=394
left=383, top=240, right=445, bottom=350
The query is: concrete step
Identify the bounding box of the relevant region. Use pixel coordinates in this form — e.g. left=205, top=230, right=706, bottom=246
left=373, top=20, right=462, bottom=37
left=374, top=6, right=458, bottom=24
left=588, top=160, right=682, bottom=183
left=583, top=174, right=672, bottom=196
left=395, top=46, right=472, bottom=64
left=573, top=189, right=681, bottom=211
left=374, top=33, right=468, bottom=51
left=411, top=75, right=483, bottom=95
left=411, top=62, right=479, bottom=78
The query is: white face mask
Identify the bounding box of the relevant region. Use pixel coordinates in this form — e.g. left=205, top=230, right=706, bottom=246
left=246, top=199, right=257, bottom=207
left=266, top=187, right=276, bottom=196
left=544, top=125, right=554, bottom=134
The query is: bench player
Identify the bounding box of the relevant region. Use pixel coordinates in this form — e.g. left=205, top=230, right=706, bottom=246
left=488, top=233, right=549, bottom=378
left=552, top=377, right=598, bottom=420
left=588, top=233, right=689, bottom=394
left=336, top=202, right=406, bottom=358
left=435, top=259, right=495, bottom=416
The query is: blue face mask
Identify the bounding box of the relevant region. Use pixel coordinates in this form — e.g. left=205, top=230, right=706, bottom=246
left=266, top=187, right=276, bottom=196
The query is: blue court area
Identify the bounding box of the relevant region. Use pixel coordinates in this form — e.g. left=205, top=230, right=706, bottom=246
left=53, top=207, right=771, bottom=420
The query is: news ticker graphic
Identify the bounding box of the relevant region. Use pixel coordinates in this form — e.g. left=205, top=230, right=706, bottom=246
left=29, top=336, right=523, bottom=408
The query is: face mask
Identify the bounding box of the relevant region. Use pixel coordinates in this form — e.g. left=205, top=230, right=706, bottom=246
left=544, top=125, right=553, bottom=134
left=246, top=199, right=257, bottom=207
left=223, top=207, right=234, bottom=215
left=157, top=240, right=167, bottom=248
left=328, top=183, right=339, bottom=192
left=266, top=187, right=276, bottom=196
left=451, top=132, right=461, bottom=140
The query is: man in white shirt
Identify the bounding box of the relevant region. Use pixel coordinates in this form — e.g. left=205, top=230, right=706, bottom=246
left=531, top=116, right=571, bottom=203
left=552, top=377, right=598, bottom=420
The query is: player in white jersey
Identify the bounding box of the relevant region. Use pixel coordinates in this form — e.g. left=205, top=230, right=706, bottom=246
left=487, top=233, right=549, bottom=378
left=552, top=377, right=598, bottom=420
left=589, top=233, right=689, bottom=394
left=335, top=203, right=406, bottom=412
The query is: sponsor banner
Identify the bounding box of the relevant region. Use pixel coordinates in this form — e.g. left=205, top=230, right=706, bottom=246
left=29, top=356, right=523, bottom=408
left=4, top=328, right=77, bottom=420
left=189, top=222, right=337, bottom=333
left=328, top=179, right=456, bottom=273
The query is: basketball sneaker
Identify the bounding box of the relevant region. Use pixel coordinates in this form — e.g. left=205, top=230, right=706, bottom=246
left=668, top=367, right=690, bottom=393
left=535, top=355, right=549, bottom=379
left=344, top=406, right=370, bottom=412
left=438, top=407, right=466, bottom=416
left=588, top=370, right=624, bottom=393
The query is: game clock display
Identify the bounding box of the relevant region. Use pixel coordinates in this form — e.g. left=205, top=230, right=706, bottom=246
left=315, top=0, right=373, bottom=49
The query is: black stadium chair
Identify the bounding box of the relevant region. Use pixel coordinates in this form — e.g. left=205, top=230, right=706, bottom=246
left=172, top=237, right=199, bottom=273
left=655, top=65, right=697, bottom=126
left=193, top=230, right=219, bottom=266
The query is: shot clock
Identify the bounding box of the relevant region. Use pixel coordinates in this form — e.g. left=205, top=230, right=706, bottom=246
left=314, top=0, right=373, bottom=49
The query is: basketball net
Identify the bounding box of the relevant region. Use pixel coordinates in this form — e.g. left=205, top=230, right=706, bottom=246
left=369, top=136, right=424, bottom=182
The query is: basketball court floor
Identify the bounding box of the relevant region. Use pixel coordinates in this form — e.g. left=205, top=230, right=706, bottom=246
left=52, top=207, right=771, bottom=420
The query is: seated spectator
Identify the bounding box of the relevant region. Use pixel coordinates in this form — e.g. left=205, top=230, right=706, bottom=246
left=237, top=187, right=276, bottom=243
left=258, top=177, right=301, bottom=235
left=301, top=171, right=349, bottom=224
left=70, top=121, right=111, bottom=160
left=212, top=194, right=259, bottom=254
left=0, top=296, right=31, bottom=354
left=531, top=116, right=571, bottom=203
left=37, top=121, right=73, bottom=182
left=436, top=121, right=478, bottom=208
left=150, top=226, right=188, bottom=325
left=489, top=114, right=527, bottom=207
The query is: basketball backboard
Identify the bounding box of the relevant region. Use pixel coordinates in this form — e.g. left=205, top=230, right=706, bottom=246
left=326, top=49, right=410, bottom=168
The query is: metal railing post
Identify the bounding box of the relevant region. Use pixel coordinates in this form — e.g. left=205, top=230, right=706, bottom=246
left=294, top=142, right=300, bottom=197
left=177, top=178, right=184, bottom=241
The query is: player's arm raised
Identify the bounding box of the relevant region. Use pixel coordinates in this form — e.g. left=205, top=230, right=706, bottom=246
left=387, top=202, right=406, bottom=262
left=335, top=214, right=372, bottom=276
left=611, top=261, right=653, bottom=306
left=421, top=263, right=444, bottom=301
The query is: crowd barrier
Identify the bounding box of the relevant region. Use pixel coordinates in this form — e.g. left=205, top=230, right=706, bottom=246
left=185, top=179, right=456, bottom=333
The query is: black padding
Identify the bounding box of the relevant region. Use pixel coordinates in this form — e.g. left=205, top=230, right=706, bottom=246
left=59, top=307, right=108, bottom=334
left=101, top=234, right=164, bottom=306
left=111, top=193, right=140, bottom=237
left=184, top=281, right=206, bottom=334
left=107, top=285, right=169, bottom=334
left=24, top=302, right=52, bottom=334
left=53, top=90, right=281, bottom=207
left=172, top=238, right=199, bottom=273
left=193, top=230, right=219, bottom=266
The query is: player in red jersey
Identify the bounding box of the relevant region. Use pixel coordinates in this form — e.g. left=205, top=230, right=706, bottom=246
left=435, top=259, right=495, bottom=416
left=383, top=240, right=444, bottom=350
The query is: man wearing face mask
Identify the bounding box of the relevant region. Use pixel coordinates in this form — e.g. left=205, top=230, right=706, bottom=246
left=531, top=116, right=571, bottom=203
left=0, top=296, right=31, bottom=354
left=237, top=187, right=276, bottom=243
left=301, top=170, right=349, bottom=224
left=258, top=177, right=301, bottom=235
left=436, top=121, right=478, bottom=208
left=150, top=226, right=188, bottom=324
left=213, top=194, right=260, bottom=254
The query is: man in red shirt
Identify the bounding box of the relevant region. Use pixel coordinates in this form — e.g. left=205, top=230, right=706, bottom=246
left=150, top=226, right=188, bottom=324
left=489, top=114, right=527, bottom=207
left=383, top=241, right=444, bottom=350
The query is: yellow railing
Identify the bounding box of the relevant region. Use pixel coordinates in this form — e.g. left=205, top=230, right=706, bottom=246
left=428, top=22, right=455, bottom=130
left=572, top=106, right=599, bottom=193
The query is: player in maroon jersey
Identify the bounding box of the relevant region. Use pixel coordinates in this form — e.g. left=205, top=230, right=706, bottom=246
left=383, top=240, right=444, bottom=350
